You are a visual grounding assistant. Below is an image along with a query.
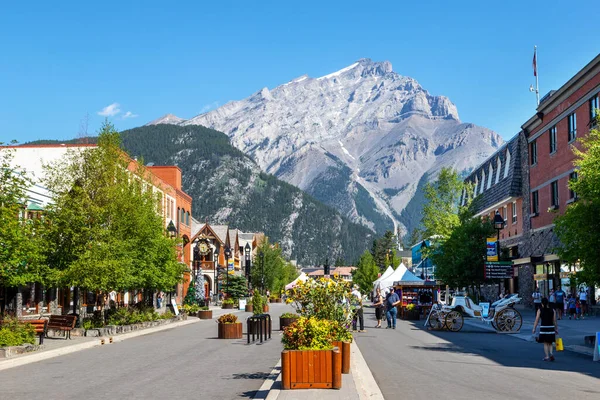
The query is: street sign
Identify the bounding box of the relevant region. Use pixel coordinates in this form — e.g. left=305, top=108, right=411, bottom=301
left=484, top=261, right=514, bottom=279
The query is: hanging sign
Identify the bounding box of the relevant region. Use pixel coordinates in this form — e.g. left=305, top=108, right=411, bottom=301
left=486, top=238, right=499, bottom=262
left=484, top=261, right=514, bottom=279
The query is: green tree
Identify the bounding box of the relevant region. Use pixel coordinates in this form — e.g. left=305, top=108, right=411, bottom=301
left=371, top=230, right=397, bottom=270
left=352, top=251, right=379, bottom=294
left=224, top=274, right=248, bottom=299
left=0, top=145, right=45, bottom=288
left=421, top=168, right=465, bottom=240
left=251, top=237, right=284, bottom=294
left=555, top=114, right=600, bottom=285
left=42, top=122, right=185, bottom=300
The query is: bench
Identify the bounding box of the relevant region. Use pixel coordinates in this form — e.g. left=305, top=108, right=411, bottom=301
left=47, top=315, right=77, bottom=339
left=23, top=319, right=48, bottom=344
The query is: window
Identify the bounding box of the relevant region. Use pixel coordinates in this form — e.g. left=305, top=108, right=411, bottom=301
left=569, top=171, right=578, bottom=200
left=481, top=170, right=486, bottom=193
left=473, top=178, right=478, bottom=196
left=549, top=126, right=557, bottom=154
left=504, top=150, right=510, bottom=178
left=186, top=211, right=190, bottom=225
left=590, top=95, right=599, bottom=124
left=532, top=191, right=539, bottom=215
left=487, top=164, right=493, bottom=188
left=512, top=201, right=517, bottom=224
left=568, top=113, right=577, bottom=142
left=530, top=140, right=537, bottom=165
left=503, top=205, right=507, bottom=222
left=551, top=180, right=559, bottom=209
left=495, top=157, right=501, bottom=184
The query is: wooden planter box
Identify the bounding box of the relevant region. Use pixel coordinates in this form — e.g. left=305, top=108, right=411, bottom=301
left=280, top=317, right=298, bottom=331
left=270, top=298, right=282, bottom=303
left=332, top=341, right=351, bottom=374
left=245, top=304, right=254, bottom=313
left=222, top=303, right=234, bottom=309
left=218, top=322, right=243, bottom=339
left=402, top=310, right=420, bottom=321
left=197, top=310, right=212, bottom=320
left=263, top=305, right=269, bottom=313
left=282, top=348, right=342, bottom=390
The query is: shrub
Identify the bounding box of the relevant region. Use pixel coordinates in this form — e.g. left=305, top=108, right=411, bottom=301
left=280, top=312, right=299, bottom=319
left=181, top=304, right=200, bottom=315
left=217, top=313, right=238, bottom=324
left=0, top=318, right=35, bottom=347
left=252, top=295, right=266, bottom=315
left=222, top=298, right=234, bottom=305
left=160, top=311, right=175, bottom=320
left=199, top=306, right=209, bottom=311
left=406, top=303, right=416, bottom=311
left=328, top=320, right=353, bottom=343
left=281, top=317, right=335, bottom=350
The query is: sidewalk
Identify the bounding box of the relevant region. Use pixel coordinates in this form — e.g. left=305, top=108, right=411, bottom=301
left=463, top=308, right=599, bottom=356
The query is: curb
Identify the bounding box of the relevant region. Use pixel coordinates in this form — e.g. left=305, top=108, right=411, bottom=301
left=350, top=340, right=385, bottom=400
left=252, top=360, right=281, bottom=400
left=0, top=317, right=200, bottom=371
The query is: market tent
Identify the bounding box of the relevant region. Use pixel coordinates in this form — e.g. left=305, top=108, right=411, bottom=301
left=379, top=263, right=422, bottom=288
left=285, top=272, right=308, bottom=290
left=372, top=266, right=394, bottom=295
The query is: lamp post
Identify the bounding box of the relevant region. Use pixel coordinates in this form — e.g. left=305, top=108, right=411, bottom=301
left=420, top=240, right=428, bottom=281
left=224, top=247, right=231, bottom=297
left=324, top=257, right=330, bottom=278
left=245, top=243, right=251, bottom=290
left=166, top=220, right=177, bottom=238
left=259, top=251, right=265, bottom=294
left=493, top=211, right=506, bottom=297
left=213, top=247, right=219, bottom=301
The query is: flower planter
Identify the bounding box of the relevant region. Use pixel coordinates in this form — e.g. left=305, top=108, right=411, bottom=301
left=279, top=317, right=298, bottom=331
left=218, top=322, right=243, bottom=339
left=274, top=298, right=282, bottom=303
left=245, top=304, right=254, bottom=313
left=197, top=310, right=212, bottom=320
left=281, top=348, right=342, bottom=390
left=332, top=341, right=351, bottom=374
left=263, top=305, right=269, bottom=313
left=222, top=303, right=234, bottom=309
left=402, top=310, right=420, bottom=321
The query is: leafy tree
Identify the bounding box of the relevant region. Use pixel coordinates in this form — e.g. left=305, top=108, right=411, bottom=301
left=42, top=122, right=185, bottom=299
left=352, top=251, right=379, bottom=294
left=421, top=168, right=464, bottom=240
left=0, top=145, right=45, bottom=288
left=224, top=274, right=248, bottom=299
left=555, top=115, right=600, bottom=285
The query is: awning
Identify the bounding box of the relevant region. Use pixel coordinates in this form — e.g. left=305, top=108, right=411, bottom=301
left=27, top=202, right=44, bottom=211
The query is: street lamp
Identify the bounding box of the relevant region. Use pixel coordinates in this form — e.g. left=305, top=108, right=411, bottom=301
left=324, top=257, right=330, bottom=278
left=213, top=247, right=219, bottom=300
left=420, top=240, right=428, bottom=281
left=493, top=211, right=506, bottom=297
left=259, top=250, right=265, bottom=294
left=224, top=247, right=231, bottom=297
left=245, top=243, right=251, bottom=289
left=166, top=220, right=177, bottom=238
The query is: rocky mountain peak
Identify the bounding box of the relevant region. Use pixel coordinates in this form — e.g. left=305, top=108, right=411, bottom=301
left=145, top=113, right=185, bottom=126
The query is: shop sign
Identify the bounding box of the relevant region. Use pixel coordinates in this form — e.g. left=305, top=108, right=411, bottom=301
left=534, top=273, right=548, bottom=280
left=484, top=261, right=513, bottom=279
left=559, top=272, right=571, bottom=279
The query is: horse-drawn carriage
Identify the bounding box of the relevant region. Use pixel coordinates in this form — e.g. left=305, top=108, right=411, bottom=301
left=425, top=293, right=522, bottom=333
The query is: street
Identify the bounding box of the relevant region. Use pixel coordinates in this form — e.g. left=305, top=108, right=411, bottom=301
left=0, top=305, right=291, bottom=400
left=355, top=307, right=600, bottom=400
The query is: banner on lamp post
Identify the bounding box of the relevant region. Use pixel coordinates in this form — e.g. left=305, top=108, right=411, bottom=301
left=486, top=237, right=499, bottom=262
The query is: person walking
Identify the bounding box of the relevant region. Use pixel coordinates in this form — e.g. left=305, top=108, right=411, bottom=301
left=385, top=287, right=401, bottom=329
left=373, top=287, right=385, bottom=328
left=351, top=285, right=365, bottom=332
left=567, top=295, right=577, bottom=320
left=579, top=288, right=588, bottom=318
left=554, top=286, right=565, bottom=320
left=532, top=297, right=557, bottom=361
left=549, top=289, right=556, bottom=311
left=532, top=287, right=542, bottom=313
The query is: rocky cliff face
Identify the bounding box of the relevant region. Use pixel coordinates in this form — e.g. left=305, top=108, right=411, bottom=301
left=149, top=58, right=503, bottom=236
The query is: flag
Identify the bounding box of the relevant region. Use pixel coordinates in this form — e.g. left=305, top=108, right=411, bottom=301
left=533, top=48, right=537, bottom=77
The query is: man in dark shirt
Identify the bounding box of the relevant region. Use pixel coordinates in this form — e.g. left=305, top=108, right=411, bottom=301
left=554, top=287, right=566, bottom=320
left=386, top=287, right=401, bottom=329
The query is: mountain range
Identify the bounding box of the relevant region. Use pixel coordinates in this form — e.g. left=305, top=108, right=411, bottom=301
left=148, top=58, right=503, bottom=236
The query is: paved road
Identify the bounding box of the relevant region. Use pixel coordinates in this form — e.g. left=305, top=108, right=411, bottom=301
left=356, top=307, right=600, bottom=400
left=0, top=304, right=293, bottom=400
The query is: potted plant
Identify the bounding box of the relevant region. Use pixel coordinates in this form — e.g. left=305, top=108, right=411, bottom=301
left=330, top=320, right=353, bottom=374
left=262, top=295, right=269, bottom=313
left=217, top=313, right=242, bottom=339
left=403, top=303, right=420, bottom=321
left=281, top=317, right=342, bottom=390
left=181, top=304, right=200, bottom=317
left=222, top=298, right=234, bottom=309
left=279, top=312, right=299, bottom=330
left=270, top=294, right=282, bottom=303
left=197, top=305, right=212, bottom=319
left=245, top=297, right=254, bottom=313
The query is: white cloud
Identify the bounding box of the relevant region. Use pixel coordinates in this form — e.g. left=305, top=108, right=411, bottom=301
left=97, top=103, right=121, bottom=117
left=200, top=101, right=220, bottom=114
left=122, top=111, right=139, bottom=119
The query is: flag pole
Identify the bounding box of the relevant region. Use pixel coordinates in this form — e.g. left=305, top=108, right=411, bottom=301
left=534, top=46, right=540, bottom=106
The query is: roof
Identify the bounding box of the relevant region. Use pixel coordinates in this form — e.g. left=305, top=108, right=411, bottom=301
left=227, top=229, right=239, bottom=248
left=212, top=225, right=229, bottom=244
left=239, top=232, right=254, bottom=241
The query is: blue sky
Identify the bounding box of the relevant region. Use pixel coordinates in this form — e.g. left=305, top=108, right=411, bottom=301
left=0, top=1, right=598, bottom=144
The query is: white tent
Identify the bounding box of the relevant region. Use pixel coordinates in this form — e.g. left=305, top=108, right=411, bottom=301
left=285, top=272, right=308, bottom=290
left=372, top=266, right=394, bottom=295
left=379, top=263, right=423, bottom=289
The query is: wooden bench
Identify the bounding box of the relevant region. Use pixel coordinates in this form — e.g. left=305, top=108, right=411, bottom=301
left=47, top=315, right=77, bottom=339
left=23, top=319, right=48, bottom=344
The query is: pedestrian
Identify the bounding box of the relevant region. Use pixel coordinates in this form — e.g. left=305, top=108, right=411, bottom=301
left=579, top=287, right=588, bottom=318
left=385, top=287, right=401, bottom=329
left=568, top=295, right=577, bottom=320
left=532, top=287, right=542, bottom=313
left=532, top=297, right=557, bottom=361
left=554, top=286, right=565, bottom=320
left=351, top=285, right=365, bottom=332
left=373, top=287, right=385, bottom=328
left=156, top=291, right=163, bottom=309
left=549, top=289, right=556, bottom=311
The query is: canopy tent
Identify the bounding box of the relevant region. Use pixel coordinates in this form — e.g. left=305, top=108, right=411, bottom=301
left=285, top=272, right=308, bottom=290
left=372, top=266, right=394, bottom=295
left=379, top=263, right=423, bottom=289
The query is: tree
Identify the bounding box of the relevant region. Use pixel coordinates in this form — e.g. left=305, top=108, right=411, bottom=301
left=251, top=237, right=284, bottom=294
left=430, top=209, right=495, bottom=289
left=352, top=251, right=379, bottom=294
left=555, top=115, right=600, bottom=285
left=421, top=168, right=464, bottom=240
left=42, top=122, right=185, bottom=300
left=224, top=274, right=248, bottom=299
left=371, top=230, right=397, bottom=270
left=0, top=145, right=45, bottom=288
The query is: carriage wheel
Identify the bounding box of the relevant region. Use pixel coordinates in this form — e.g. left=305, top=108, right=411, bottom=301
left=428, top=311, right=446, bottom=330
left=445, top=311, right=464, bottom=332
left=494, top=308, right=522, bottom=332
